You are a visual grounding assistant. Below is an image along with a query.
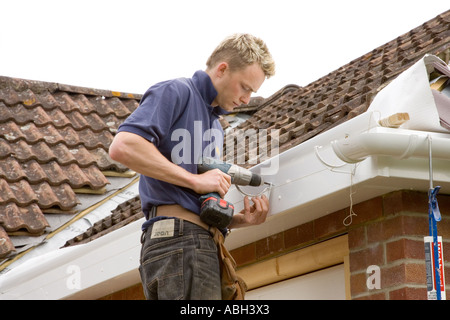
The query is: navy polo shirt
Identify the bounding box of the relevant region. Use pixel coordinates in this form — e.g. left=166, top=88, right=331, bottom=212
left=117, top=71, right=227, bottom=224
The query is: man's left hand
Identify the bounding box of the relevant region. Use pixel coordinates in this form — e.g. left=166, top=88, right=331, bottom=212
left=228, top=195, right=269, bottom=229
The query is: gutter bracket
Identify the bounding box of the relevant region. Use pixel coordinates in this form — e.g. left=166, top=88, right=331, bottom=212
left=398, top=134, right=419, bottom=159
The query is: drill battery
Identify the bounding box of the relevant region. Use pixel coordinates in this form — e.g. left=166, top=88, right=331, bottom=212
left=199, top=193, right=234, bottom=229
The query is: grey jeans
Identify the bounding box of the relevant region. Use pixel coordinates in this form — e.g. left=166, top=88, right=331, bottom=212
left=139, top=218, right=221, bottom=300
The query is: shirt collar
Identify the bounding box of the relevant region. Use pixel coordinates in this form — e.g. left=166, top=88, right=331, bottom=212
left=192, top=70, right=229, bottom=115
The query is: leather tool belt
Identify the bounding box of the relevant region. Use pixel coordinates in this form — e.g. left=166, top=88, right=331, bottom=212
left=155, top=204, right=247, bottom=300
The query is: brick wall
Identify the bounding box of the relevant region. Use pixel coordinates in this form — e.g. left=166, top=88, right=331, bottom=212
left=230, top=190, right=450, bottom=300
left=350, top=190, right=450, bottom=299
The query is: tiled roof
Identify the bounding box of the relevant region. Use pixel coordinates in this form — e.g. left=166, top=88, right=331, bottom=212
left=20, top=10, right=450, bottom=252
left=220, top=84, right=301, bottom=129
left=225, top=10, right=450, bottom=165
left=62, top=195, right=143, bottom=247
left=0, top=77, right=141, bottom=259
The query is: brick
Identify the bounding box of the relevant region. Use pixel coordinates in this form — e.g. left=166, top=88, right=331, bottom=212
left=386, top=238, right=425, bottom=263
left=438, top=194, right=450, bottom=218
left=350, top=272, right=368, bottom=297
left=255, top=232, right=284, bottom=260
left=314, top=209, right=347, bottom=239
left=382, top=263, right=426, bottom=288
left=353, top=292, right=386, bottom=300
left=383, top=191, right=428, bottom=216
left=437, top=218, right=450, bottom=239
left=445, top=260, right=450, bottom=285
left=382, top=264, right=405, bottom=288
left=349, top=243, right=384, bottom=273
left=405, top=263, right=426, bottom=284
left=351, top=196, right=383, bottom=224
left=348, top=227, right=366, bottom=250
left=401, top=215, right=429, bottom=236
left=377, top=216, right=405, bottom=240
left=230, top=243, right=256, bottom=266
left=366, top=220, right=384, bottom=244
left=389, top=287, right=427, bottom=300
left=367, top=215, right=428, bottom=244
left=283, top=221, right=314, bottom=249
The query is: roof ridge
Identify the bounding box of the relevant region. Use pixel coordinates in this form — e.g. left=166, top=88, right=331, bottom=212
left=0, top=75, right=142, bottom=100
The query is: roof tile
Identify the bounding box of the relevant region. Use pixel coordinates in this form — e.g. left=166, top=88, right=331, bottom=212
left=0, top=75, right=142, bottom=258
left=0, top=157, right=27, bottom=182
left=61, top=164, right=109, bottom=189
left=71, top=94, right=98, bottom=114
left=68, top=146, right=97, bottom=167
left=32, top=160, right=67, bottom=185
left=0, top=203, right=49, bottom=234
left=78, top=128, right=114, bottom=149
left=0, top=179, right=38, bottom=206
left=63, top=195, right=144, bottom=247
left=32, top=181, right=79, bottom=211
left=0, top=227, right=15, bottom=256
left=0, top=121, right=26, bottom=141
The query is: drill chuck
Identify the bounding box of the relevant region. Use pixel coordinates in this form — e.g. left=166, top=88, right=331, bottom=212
left=198, top=157, right=264, bottom=187
left=227, top=165, right=263, bottom=186
left=250, top=174, right=262, bottom=186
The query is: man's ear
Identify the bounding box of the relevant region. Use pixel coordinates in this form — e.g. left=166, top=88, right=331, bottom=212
left=216, top=62, right=229, bottom=78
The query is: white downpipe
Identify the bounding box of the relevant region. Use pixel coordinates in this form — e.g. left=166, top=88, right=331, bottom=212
left=331, top=130, right=450, bottom=164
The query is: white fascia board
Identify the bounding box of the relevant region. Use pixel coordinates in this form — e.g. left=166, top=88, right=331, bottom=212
left=224, top=112, right=450, bottom=250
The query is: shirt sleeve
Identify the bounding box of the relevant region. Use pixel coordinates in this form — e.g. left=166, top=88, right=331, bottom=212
left=117, top=80, right=189, bottom=147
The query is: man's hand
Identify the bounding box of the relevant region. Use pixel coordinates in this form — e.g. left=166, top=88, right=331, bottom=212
left=228, top=195, right=269, bottom=229
left=191, top=169, right=231, bottom=198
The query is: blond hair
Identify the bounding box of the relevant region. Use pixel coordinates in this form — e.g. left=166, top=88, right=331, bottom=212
left=206, top=33, right=275, bottom=79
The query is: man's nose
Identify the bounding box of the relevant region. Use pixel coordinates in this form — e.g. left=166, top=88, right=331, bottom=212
left=240, top=93, right=251, bottom=105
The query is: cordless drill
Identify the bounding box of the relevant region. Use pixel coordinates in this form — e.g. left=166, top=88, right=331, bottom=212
left=197, top=157, right=265, bottom=229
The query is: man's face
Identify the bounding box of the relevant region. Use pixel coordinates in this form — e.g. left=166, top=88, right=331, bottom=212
left=213, top=63, right=266, bottom=112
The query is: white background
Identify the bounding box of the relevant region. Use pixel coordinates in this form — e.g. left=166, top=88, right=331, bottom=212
left=1, top=0, right=448, bottom=98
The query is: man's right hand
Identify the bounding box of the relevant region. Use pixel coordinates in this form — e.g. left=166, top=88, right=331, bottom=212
left=191, top=169, right=231, bottom=198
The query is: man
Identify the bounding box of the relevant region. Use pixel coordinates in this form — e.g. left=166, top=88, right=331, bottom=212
left=109, top=33, right=275, bottom=300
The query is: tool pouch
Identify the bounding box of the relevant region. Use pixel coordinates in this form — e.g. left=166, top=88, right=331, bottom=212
left=210, top=227, right=247, bottom=300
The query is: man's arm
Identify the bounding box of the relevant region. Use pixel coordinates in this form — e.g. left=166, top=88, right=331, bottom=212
left=109, top=131, right=231, bottom=198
